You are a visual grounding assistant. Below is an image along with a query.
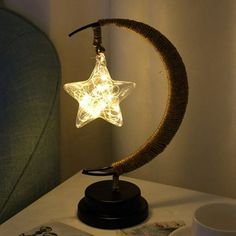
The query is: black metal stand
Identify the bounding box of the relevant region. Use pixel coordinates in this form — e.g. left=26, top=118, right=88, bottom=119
left=77, top=180, right=148, bottom=229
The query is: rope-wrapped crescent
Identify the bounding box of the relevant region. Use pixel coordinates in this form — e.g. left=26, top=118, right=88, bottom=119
left=98, top=19, right=188, bottom=175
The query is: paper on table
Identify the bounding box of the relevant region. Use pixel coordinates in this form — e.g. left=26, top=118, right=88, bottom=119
left=18, top=221, right=93, bottom=236
left=118, top=220, right=185, bottom=236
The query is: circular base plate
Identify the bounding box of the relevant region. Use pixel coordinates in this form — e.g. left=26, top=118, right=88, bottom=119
left=77, top=180, right=148, bottom=229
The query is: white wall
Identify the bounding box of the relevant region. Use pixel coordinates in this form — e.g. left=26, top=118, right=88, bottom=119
left=4, top=0, right=236, bottom=198
left=110, top=0, right=236, bottom=198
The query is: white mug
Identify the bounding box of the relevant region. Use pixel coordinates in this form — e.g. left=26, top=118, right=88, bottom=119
left=170, top=203, right=236, bottom=236
left=192, top=203, right=236, bottom=236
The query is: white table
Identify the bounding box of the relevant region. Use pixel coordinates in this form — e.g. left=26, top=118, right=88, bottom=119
left=0, top=171, right=235, bottom=235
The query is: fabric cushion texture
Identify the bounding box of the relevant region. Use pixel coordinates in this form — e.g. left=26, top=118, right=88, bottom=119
left=0, top=8, right=61, bottom=223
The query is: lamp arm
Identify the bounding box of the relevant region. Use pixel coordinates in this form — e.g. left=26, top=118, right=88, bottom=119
left=68, top=22, right=99, bottom=37
left=69, top=21, right=105, bottom=54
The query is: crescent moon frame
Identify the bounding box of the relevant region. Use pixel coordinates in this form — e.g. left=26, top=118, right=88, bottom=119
left=69, top=19, right=188, bottom=176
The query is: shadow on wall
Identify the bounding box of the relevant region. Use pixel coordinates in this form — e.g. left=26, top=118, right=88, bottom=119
left=173, top=0, right=236, bottom=198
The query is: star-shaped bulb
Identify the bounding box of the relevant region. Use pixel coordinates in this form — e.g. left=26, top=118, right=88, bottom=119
left=64, top=53, right=136, bottom=128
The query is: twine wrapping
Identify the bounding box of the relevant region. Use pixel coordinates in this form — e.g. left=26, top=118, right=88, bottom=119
left=98, top=19, right=188, bottom=175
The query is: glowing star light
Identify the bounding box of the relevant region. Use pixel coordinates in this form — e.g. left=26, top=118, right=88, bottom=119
left=64, top=53, right=136, bottom=128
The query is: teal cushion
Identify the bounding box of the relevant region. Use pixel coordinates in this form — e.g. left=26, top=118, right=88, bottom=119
left=0, top=8, right=61, bottom=223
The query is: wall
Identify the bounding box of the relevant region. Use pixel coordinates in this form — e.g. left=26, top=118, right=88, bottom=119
left=110, top=0, right=236, bottom=198
left=3, top=0, right=236, bottom=198
left=4, top=0, right=112, bottom=180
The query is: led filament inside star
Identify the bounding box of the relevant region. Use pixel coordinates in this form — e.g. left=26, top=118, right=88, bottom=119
left=64, top=53, right=136, bottom=128
left=79, top=73, right=119, bottom=117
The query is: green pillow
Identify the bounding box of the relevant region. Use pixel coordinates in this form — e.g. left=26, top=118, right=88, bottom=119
left=0, top=8, right=61, bottom=223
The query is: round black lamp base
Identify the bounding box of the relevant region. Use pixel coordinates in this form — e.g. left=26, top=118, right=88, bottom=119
left=77, top=180, right=148, bottom=229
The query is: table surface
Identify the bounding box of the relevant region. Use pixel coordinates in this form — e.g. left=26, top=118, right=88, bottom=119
left=0, top=171, right=235, bottom=236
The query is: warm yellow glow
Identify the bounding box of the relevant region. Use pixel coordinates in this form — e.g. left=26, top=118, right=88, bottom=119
left=64, top=53, right=136, bottom=128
